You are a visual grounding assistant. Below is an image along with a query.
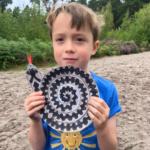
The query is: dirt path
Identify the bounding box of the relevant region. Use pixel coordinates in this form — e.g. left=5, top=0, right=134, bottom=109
left=0, top=52, right=150, bottom=150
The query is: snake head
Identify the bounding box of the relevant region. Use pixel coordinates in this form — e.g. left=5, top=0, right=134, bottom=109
left=26, top=64, right=42, bottom=92
left=27, top=68, right=37, bottom=76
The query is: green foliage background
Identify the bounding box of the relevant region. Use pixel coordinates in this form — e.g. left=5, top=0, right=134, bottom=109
left=105, top=3, right=150, bottom=43
left=0, top=4, right=49, bottom=41
left=0, top=0, right=150, bottom=70
left=0, top=37, right=54, bottom=70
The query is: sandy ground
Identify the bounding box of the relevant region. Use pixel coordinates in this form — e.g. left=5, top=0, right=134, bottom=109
left=0, top=52, right=150, bottom=150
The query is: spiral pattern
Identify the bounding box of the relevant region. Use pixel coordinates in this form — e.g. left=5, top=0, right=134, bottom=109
left=40, top=66, right=99, bottom=132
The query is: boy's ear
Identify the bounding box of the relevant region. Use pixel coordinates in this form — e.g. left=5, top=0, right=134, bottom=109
left=91, top=41, right=99, bottom=55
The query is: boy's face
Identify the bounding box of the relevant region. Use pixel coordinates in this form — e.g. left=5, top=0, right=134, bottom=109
left=52, top=13, right=99, bottom=74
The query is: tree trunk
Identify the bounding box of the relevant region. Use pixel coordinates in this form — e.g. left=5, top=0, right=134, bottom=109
left=42, top=0, right=50, bottom=12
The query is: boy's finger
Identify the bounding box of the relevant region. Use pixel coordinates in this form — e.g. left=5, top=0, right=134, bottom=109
left=28, top=91, right=43, bottom=98
left=88, top=105, right=103, bottom=120
left=28, top=104, right=45, bottom=117
left=28, top=96, right=45, bottom=104
left=90, top=97, right=108, bottom=109
left=87, top=100, right=105, bottom=114
left=25, top=95, right=45, bottom=105
left=88, top=110, right=99, bottom=123
left=27, top=100, right=45, bottom=111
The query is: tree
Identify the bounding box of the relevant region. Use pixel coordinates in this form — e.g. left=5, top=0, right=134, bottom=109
left=111, top=0, right=122, bottom=27
left=69, top=0, right=76, bottom=2
left=99, top=2, right=114, bottom=39
left=30, top=0, right=41, bottom=11
left=30, top=0, right=40, bottom=6
left=13, top=7, right=20, bottom=18
left=117, top=0, right=150, bottom=27
left=77, top=0, right=87, bottom=5
left=88, top=0, right=108, bottom=11
left=121, top=3, right=150, bottom=42
left=30, top=0, right=40, bottom=5
left=30, top=0, right=63, bottom=12
left=121, top=8, right=130, bottom=30
left=88, top=0, right=121, bottom=28
left=0, top=0, right=12, bottom=13
left=88, top=0, right=100, bottom=11
left=42, top=0, right=63, bottom=12
left=7, top=8, right=12, bottom=13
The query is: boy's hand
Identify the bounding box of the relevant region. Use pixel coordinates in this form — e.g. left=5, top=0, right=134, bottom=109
left=24, top=91, right=45, bottom=122
left=87, top=97, right=110, bottom=131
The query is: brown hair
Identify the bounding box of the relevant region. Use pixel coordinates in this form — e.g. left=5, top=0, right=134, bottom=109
left=46, top=2, right=104, bottom=42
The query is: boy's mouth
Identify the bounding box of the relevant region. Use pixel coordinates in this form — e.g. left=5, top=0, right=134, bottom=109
left=64, top=58, right=78, bottom=63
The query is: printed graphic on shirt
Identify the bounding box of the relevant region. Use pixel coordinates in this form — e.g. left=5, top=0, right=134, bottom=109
left=50, top=128, right=97, bottom=150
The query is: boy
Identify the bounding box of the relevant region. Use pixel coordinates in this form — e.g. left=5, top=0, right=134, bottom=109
left=24, top=2, right=122, bottom=150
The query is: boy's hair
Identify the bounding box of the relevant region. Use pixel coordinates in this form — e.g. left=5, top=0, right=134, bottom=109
left=46, top=2, right=104, bottom=42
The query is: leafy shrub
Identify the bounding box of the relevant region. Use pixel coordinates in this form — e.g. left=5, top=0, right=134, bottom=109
left=104, top=46, right=112, bottom=56
left=0, top=5, right=49, bottom=42
left=121, top=9, right=131, bottom=30
left=111, top=41, right=117, bottom=46
left=29, top=39, right=54, bottom=64
left=94, top=46, right=103, bottom=57
left=0, top=39, right=15, bottom=69
left=99, top=2, right=114, bottom=39
left=142, top=48, right=145, bottom=52
left=9, top=38, right=29, bottom=64
left=0, top=37, right=54, bottom=70
left=105, top=3, right=150, bottom=43
left=94, top=44, right=121, bottom=57
left=140, top=41, right=148, bottom=48
left=112, top=45, right=121, bottom=55
left=122, top=46, right=131, bottom=54
left=100, top=38, right=140, bottom=54
left=122, top=41, right=140, bottom=53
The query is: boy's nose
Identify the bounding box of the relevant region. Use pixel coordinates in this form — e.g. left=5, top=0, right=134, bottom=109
left=65, top=41, right=76, bottom=53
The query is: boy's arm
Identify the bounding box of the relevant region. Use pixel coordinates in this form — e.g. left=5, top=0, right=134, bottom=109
left=28, top=119, right=46, bottom=150
left=24, top=92, right=46, bottom=150
left=88, top=97, right=117, bottom=150
left=96, top=115, right=117, bottom=150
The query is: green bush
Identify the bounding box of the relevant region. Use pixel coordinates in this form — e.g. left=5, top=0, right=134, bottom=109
left=99, top=38, right=141, bottom=55
left=99, top=2, right=114, bottom=40
left=105, top=3, right=150, bottom=43
left=0, top=37, right=54, bottom=70
left=94, top=44, right=121, bottom=57
left=94, top=47, right=102, bottom=57
left=122, top=41, right=140, bottom=53
left=0, top=5, right=49, bottom=42
left=0, top=39, right=15, bottom=69
left=140, top=41, right=148, bottom=48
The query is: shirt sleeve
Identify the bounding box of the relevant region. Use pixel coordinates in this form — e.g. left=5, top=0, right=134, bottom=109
left=108, top=84, right=122, bottom=118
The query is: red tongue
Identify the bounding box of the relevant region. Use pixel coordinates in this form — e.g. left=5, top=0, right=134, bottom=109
left=27, top=54, right=32, bottom=64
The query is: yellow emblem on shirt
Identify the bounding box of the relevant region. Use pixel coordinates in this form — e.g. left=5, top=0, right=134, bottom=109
left=50, top=130, right=97, bottom=150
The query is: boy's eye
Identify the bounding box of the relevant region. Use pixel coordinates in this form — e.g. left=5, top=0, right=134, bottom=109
left=56, top=38, right=64, bottom=41
left=76, top=38, right=84, bottom=42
